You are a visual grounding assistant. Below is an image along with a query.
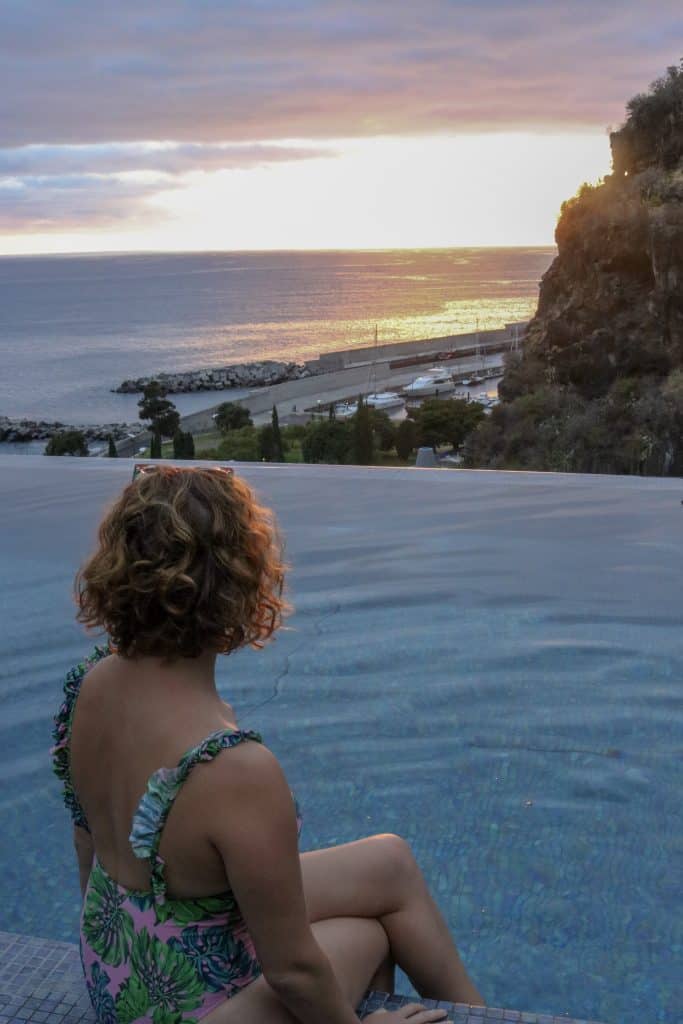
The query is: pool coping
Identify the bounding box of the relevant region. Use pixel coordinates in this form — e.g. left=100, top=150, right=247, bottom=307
left=0, top=930, right=606, bottom=1023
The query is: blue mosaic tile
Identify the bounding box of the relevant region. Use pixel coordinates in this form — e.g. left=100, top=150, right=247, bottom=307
left=0, top=930, right=610, bottom=1024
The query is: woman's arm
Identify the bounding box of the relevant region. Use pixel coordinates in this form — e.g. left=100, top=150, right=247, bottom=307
left=73, top=825, right=94, bottom=899
left=207, top=742, right=362, bottom=1024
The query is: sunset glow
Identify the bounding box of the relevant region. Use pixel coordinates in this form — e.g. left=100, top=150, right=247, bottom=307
left=1, top=133, right=612, bottom=254
left=1, top=1, right=679, bottom=253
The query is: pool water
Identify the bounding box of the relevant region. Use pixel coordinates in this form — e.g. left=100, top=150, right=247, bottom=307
left=0, top=457, right=681, bottom=1023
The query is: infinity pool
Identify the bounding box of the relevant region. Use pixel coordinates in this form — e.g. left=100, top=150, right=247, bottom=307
left=0, top=457, right=680, bottom=1023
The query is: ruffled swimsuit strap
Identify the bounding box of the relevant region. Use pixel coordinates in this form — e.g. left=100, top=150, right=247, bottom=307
left=128, top=727, right=263, bottom=908
left=51, top=642, right=112, bottom=832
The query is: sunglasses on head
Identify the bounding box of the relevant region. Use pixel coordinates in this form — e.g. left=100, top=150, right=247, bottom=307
left=131, top=463, right=235, bottom=482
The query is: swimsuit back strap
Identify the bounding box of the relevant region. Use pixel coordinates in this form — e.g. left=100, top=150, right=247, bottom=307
left=129, top=727, right=263, bottom=905
left=51, top=643, right=112, bottom=832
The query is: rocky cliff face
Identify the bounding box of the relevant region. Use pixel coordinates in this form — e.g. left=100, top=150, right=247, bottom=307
left=525, top=149, right=683, bottom=400
left=467, top=63, right=683, bottom=476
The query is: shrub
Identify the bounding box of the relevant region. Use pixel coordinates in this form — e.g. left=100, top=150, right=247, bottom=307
left=301, top=420, right=353, bottom=464
left=45, top=430, right=89, bottom=456
left=215, top=426, right=259, bottom=461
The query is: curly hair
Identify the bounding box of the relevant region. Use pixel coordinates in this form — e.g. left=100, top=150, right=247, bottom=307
left=75, top=465, right=291, bottom=661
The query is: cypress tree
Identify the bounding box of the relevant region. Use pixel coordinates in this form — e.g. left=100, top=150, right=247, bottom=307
left=107, top=435, right=117, bottom=457
left=271, top=405, right=285, bottom=462
left=257, top=424, right=275, bottom=461
left=184, top=432, right=195, bottom=459
left=150, top=430, right=162, bottom=459
left=173, top=430, right=184, bottom=458
left=352, top=395, right=374, bottom=465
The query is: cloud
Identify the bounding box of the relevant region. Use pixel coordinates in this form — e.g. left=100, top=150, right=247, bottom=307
left=0, top=174, right=167, bottom=231
left=0, top=142, right=337, bottom=177
left=1, top=1, right=681, bottom=147
left=0, top=141, right=336, bottom=232
left=1, top=1, right=679, bottom=236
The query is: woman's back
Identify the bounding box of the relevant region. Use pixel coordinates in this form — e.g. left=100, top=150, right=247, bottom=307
left=68, top=644, right=252, bottom=900
left=54, top=640, right=305, bottom=1022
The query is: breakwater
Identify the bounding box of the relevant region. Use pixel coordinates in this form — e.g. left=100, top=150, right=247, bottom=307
left=113, top=359, right=318, bottom=395
left=0, top=416, right=144, bottom=444
left=113, top=323, right=527, bottom=395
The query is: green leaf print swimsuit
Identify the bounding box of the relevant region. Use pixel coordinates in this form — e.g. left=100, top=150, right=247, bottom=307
left=52, top=643, right=303, bottom=1024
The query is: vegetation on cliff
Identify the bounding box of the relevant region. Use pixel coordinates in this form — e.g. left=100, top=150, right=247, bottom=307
left=468, top=60, right=683, bottom=476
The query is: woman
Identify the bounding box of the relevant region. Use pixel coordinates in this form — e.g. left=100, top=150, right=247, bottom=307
left=52, top=464, right=484, bottom=1024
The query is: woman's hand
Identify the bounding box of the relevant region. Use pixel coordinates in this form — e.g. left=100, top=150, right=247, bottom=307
left=363, top=1004, right=452, bottom=1023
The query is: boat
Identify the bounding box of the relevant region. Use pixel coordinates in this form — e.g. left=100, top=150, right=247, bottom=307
left=336, top=325, right=407, bottom=416
left=365, top=391, right=405, bottom=411
left=334, top=401, right=358, bottom=419
left=403, top=366, right=456, bottom=398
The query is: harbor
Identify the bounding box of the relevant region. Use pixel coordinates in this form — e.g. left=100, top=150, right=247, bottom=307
left=114, top=321, right=525, bottom=457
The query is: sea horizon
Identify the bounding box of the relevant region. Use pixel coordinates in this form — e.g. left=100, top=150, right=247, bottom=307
left=1, top=243, right=556, bottom=259
left=0, top=246, right=554, bottom=434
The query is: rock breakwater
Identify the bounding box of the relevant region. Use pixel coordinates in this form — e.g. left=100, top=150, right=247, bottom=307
left=113, top=359, right=318, bottom=394
left=0, top=416, right=144, bottom=444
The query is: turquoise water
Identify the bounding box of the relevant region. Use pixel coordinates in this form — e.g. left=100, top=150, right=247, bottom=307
left=0, top=458, right=680, bottom=1023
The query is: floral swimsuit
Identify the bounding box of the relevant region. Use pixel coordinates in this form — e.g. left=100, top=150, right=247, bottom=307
left=52, top=643, right=303, bottom=1024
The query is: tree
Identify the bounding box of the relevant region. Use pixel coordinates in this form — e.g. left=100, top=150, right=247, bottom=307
left=352, top=395, right=374, bottom=465
left=45, top=430, right=89, bottom=456
left=257, top=424, right=276, bottom=461
left=138, top=381, right=180, bottom=438
left=271, top=405, right=285, bottom=461
left=370, top=409, right=397, bottom=452
left=150, top=430, right=162, bottom=459
left=395, top=418, right=418, bottom=461
left=107, top=435, right=117, bottom=457
left=184, top=432, right=195, bottom=459
left=214, top=402, right=252, bottom=433
left=301, top=420, right=353, bottom=464
left=413, top=398, right=486, bottom=451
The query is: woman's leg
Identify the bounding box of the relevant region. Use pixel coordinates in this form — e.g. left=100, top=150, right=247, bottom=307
left=366, top=945, right=396, bottom=993
left=203, top=916, right=389, bottom=1024
left=300, top=834, right=484, bottom=1006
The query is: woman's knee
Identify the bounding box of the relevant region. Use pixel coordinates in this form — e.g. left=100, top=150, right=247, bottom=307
left=375, top=833, right=419, bottom=891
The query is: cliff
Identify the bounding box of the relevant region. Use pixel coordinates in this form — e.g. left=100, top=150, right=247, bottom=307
left=525, top=153, right=683, bottom=399
left=468, top=61, right=683, bottom=476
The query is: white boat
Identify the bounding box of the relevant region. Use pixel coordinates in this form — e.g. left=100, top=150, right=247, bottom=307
left=403, top=367, right=455, bottom=398
left=365, top=391, right=405, bottom=411
left=334, top=401, right=358, bottom=419
left=334, top=326, right=407, bottom=418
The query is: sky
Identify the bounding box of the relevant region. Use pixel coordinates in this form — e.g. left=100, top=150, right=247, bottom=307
left=1, top=0, right=681, bottom=254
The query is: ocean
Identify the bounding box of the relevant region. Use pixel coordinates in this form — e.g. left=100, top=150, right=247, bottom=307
left=0, top=247, right=554, bottom=431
